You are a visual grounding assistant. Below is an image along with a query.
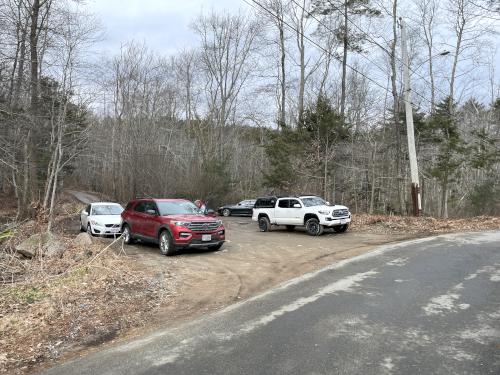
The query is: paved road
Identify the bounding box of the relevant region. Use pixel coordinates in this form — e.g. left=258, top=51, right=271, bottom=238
left=66, top=190, right=102, bottom=205
left=41, top=231, right=500, bottom=375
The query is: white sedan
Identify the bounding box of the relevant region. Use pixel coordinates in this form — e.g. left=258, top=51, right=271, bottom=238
left=80, top=202, right=124, bottom=236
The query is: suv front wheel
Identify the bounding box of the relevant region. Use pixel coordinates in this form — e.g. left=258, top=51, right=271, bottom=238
left=306, top=218, right=324, bottom=236
left=159, top=230, right=176, bottom=256
left=122, top=224, right=133, bottom=244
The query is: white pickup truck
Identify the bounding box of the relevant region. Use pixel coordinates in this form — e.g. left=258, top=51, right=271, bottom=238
left=252, top=195, right=351, bottom=236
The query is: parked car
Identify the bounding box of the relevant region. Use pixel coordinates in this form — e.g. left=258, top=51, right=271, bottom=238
left=252, top=195, right=351, bottom=236
left=121, top=198, right=225, bottom=256
left=218, top=199, right=256, bottom=217
left=80, top=202, right=124, bottom=236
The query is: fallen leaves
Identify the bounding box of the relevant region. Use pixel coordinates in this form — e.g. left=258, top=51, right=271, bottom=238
left=351, top=214, right=500, bottom=235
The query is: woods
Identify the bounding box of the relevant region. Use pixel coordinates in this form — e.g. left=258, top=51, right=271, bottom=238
left=0, top=0, right=499, bottom=223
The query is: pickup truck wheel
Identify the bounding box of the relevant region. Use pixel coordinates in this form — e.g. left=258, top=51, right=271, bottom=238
left=222, top=208, right=231, bottom=217
left=159, top=230, right=176, bottom=256
left=258, top=216, right=271, bottom=232
left=333, top=224, right=349, bottom=233
left=286, top=225, right=295, bottom=231
left=306, top=218, right=324, bottom=236
left=122, top=224, right=133, bottom=244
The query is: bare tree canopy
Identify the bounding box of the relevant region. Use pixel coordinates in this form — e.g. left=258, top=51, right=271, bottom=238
left=0, top=0, right=499, bottom=222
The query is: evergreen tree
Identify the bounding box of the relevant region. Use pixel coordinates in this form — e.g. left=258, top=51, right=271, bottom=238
left=426, top=97, right=466, bottom=218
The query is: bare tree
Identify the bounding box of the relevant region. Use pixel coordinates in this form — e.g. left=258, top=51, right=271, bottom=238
left=416, top=0, right=439, bottom=112
left=192, top=11, right=260, bottom=156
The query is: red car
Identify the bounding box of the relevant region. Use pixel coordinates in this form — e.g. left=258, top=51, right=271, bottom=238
left=121, top=199, right=225, bottom=256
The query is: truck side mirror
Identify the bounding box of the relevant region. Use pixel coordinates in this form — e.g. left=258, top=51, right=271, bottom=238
left=293, top=204, right=301, bottom=208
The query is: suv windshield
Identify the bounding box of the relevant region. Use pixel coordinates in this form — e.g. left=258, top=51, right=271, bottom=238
left=301, top=197, right=327, bottom=207
left=92, top=205, right=123, bottom=215
left=157, top=201, right=202, bottom=216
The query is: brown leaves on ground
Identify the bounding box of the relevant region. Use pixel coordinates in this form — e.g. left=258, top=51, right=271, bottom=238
left=351, top=214, right=500, bottom=235
left=0, top=233, right=176, bottom=374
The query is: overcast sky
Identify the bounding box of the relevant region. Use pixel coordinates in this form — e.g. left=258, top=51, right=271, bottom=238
left=87, top=0, right=245, bottom=56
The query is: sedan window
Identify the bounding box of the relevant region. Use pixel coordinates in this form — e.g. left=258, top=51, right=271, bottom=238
left=91, top=205, right=123, bottom=215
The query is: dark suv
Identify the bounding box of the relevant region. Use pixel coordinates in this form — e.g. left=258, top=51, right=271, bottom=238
left=121, top=199, right=225, bottom=256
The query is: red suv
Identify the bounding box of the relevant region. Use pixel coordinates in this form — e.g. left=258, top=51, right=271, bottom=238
left=121, top=199, right=225, bottom=256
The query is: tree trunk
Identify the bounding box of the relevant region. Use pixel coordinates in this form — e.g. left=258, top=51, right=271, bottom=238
left=441, top=176, right=448, bottom=218
left=390, top=0, right=404, bottom=214
left=30, top=0, right=41, bottom=112
left=450, top=1, right=465, bottom=113
left=279, top=17, right=286, bottom=129
left=296, top=0, right=306, bottom=125
left=340, top=0, right=348, bottom=120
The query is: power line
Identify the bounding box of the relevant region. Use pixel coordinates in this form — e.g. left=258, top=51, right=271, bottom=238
left=289, top=0, right=452, bottom=102
left=289, top=0, right=393, bottom=88
left=245, top=0, right=438, bottom=111
left=242, top=0, right=393, bottom=97
left=242, top=0, right=499, bottom=149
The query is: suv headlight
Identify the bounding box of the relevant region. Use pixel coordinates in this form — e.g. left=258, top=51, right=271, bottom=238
left=216, top=220, right=222, bottom=226
left=173, top=221, right=191, bottom=227
left=318, top=210, right=330, bottom=215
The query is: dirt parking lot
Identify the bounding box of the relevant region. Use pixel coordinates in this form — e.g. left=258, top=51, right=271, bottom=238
left=102, top=216, right=414, bottom=339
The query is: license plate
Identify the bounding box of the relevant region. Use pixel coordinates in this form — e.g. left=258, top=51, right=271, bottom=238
left=111, top=227, right=120, bottom=233
left=340, top=219, right=346, bottom=224
left=202, top=234, right=212, bottom=242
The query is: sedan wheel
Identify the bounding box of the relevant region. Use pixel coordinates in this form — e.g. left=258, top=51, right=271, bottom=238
left=87, top=224, right=94, bottom=237
left=222, top=208, right=231, bottom=217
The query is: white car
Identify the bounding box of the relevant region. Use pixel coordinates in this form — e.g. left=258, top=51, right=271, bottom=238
left=80, top=202, right=124, bottom=236
left=252, top=195, right=351, bottom=236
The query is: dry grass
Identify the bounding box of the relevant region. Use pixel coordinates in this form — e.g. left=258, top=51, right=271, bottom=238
left=0, top=228, right=176, bottom=374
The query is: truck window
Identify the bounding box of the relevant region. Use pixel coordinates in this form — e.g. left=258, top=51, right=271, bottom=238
left=278, top=199, right=290, bottom=208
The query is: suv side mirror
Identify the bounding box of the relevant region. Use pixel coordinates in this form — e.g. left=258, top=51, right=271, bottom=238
left=146, top=209, right=157, bottom=215
left=293, top=204, right=301, bottom=208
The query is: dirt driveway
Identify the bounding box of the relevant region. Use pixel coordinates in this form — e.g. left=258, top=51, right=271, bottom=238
left=101, top=216, right=415, bottom=339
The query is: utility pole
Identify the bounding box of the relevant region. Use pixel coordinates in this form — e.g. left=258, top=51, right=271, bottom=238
left=399, top=17, right=421, bottom=216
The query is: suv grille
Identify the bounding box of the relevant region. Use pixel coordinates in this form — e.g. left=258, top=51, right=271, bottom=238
left=187, top=222, right=219, bottom=232
left=332, top=209, right=349, bottom=217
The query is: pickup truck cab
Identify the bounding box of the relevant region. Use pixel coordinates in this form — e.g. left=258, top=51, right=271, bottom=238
left=252, top=195, right=351, bottom=236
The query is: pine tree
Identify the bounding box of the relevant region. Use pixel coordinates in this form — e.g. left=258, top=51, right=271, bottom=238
left=426, top=97, right=466, bottom=218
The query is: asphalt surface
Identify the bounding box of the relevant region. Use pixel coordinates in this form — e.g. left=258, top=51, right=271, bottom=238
left=41, top=231, right=500, bottom=375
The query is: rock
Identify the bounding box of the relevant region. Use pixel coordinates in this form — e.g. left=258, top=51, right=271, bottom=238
left=74, top=233, right=93, bottom=247
left=16, top=248, right=35, bottom=259
left=72, top=249, right=93, bottom=262
left=15, top=232, right=65, bottom=259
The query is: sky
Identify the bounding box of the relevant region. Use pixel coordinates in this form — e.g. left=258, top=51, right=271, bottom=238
left=87, top=0, right=245, bottom=56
